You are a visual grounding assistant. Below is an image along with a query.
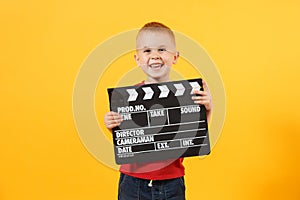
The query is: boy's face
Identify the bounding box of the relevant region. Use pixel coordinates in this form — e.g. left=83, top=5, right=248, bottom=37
left=134, top=30, right=179, bottom=83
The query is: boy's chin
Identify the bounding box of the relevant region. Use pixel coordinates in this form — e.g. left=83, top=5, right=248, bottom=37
left=147, top=74, right=169, bottom=82
left=142, top=68, right=170, bottom=80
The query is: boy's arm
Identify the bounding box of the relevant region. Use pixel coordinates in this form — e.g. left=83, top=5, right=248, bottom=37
left=104, top=111, right=123, bottom=130
left=191, top=80, right=213, bottom=123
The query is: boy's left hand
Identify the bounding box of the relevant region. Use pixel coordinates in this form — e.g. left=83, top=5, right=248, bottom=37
left=191, top=80, right=213, bottom=112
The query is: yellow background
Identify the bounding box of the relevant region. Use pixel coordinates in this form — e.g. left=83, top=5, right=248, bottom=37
left=1, top=0, right=299, bottom=199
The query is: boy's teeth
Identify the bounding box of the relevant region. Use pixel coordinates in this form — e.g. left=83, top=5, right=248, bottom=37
left=150, top=64, right=162, bottom=68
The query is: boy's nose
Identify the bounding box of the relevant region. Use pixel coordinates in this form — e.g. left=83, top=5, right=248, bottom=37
left=150, top=52, right=161, bottom=60
left=151, top=55, right=160, bottom=60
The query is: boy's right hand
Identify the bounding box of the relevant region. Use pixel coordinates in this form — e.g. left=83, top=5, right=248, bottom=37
left=104, top=111, right=123, bottom=129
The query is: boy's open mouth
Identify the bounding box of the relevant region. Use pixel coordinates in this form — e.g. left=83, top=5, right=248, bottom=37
left=149, top=63, right=163, bottom=69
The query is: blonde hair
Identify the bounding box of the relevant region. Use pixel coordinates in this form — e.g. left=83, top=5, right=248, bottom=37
left=136, top=22, right=176, bottom=46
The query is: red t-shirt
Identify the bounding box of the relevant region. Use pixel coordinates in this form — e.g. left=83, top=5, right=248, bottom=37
left=120, top=158, right=184, bottom=180
left=119, top=81, right=185, bottom=180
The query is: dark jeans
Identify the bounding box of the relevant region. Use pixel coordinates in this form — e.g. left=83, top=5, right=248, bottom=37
left=118, top=173, right=186, bottom=200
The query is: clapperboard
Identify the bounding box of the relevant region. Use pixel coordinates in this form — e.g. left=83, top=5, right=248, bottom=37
left=107, top=78, right=210, bottom=164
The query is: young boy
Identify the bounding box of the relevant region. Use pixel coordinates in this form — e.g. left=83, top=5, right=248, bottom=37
left=104, top=22, right=213, bottom=200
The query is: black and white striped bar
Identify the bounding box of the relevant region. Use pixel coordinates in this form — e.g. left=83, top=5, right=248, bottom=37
left=107, top=78, right=210, bottom=164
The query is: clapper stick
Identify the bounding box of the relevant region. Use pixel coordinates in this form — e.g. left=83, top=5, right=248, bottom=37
left=107, top=78, right=210, bottom=164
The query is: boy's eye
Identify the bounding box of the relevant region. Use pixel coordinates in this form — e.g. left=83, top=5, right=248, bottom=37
left=142, top=48, right=167, bottom=53
left=158, top=48, right=167, bottom=52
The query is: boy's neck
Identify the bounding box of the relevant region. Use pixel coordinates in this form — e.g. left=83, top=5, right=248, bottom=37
left=145, top=77, right=172, bottom=84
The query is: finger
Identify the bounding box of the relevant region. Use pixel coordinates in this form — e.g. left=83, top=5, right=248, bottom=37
left=193, top=99, right=210, bottom=105
left=106, top=123, right=120, bottom=129
left=113, top=113, right=123, bottom=119
left=106, top=112, right=123, bottom=120
left=107, top=111, right=121, bottom=116
left=193, top=93, right=209, bottom=99
left=104, top=112, right=116, bottom=119
left=104, top=112, right=123, bottom=129
left=110, top=118, right=123, bottom=124
left=193, top=100, right=204, bottom=104
left=192, top=93, right=208, bottom=99
left=106, top=120, right=121, bottom=129
left=193, top=90, right=205, bottom=95
left=202, top=80, right=210, bottom=93
left=192, top=96, right=207, bottom=101
left=107, top=115, right=123, bottom=121
left=109, top=118, right=122, bottom=124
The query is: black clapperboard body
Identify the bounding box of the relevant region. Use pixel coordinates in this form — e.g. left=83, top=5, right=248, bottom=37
left=107, top=78, right=210, bottom=164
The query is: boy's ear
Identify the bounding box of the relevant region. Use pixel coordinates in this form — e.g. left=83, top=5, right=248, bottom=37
left=134, top=54, right=140, bottom=65
left=172, top=51, right=180, bottom=64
